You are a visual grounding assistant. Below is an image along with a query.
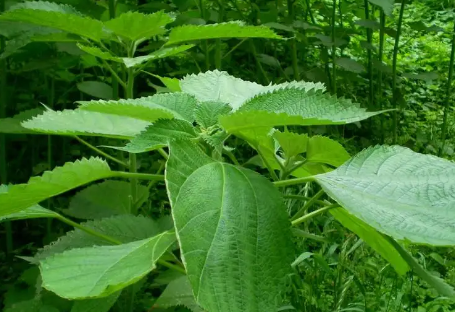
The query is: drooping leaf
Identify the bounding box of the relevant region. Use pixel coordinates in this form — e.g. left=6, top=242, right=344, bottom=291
left=165, top=21, right=281, bottom=46
left=76, top=44, right=122, bottom=62
left=62, top=181, right=148, bottom=219
left=77, top=81, right=113, bottom=100
left=104, top=11, right=173, bottom=41
left=172, top=162, right=294, bottom=312
left=123, top=45, right=194, bottom=68
left=335, top=57, right=365, bottom=73
left=0, top=108, right=44, bottom=134
left=368, top=0, right=395, bottom=16
left=273, top=131, right=308, bottom=159
left=35, top=214, right=171, bottom=261
left=40, top=231, right=176, bottom=299
left=180, top=70, right=325, bottom=110
left=306, top=136, right=350, bottom=167
left=146, top=73, right=181, bottom=92
left=0, top=158, right=116, bottom=217
left=21, top=109, right=150, bottom=139
left=315, top=145, right=455, bottom=246
left=71, top=292, right=121, bottom=312
left=0, top=205, right=59, bottom=222
left=154, top=276, right=204, bottom=312
left=0, top=2, right=107, bottom=42
left=77, top=93, right=197, bottom=122
left=108, top=119, right=198, bottom=154
left=330, top=207, right=409, bottom=275
left=194, top=101, right=232, bottom=129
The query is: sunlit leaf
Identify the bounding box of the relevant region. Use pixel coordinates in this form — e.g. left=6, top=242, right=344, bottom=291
left=194, top=101, right=232, bottom=128
left=76, top=44, right=122, bottom=62
left=273, top=131, right=308, bottom=159
left=154, top=276, right=203, bottom=312
left=307, top=136, right=350, bottom=167
left=71, top=292, right=121, bottom=312
left=123, top=45, right=194, bottom=68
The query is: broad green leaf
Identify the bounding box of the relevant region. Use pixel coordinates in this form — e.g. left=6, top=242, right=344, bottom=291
left=40, top=231, right=176, bottom=299
left=307, top=136, right=350, bottom=167
left=273, top=131, right=308, bottom=159
left=165, top=140, right=215, bottom=204
left=123, top=45, right=194, bottom=68
left=62, top=181, right=148, bottom=219
left=4, top=299, right=59, bottom=312
left=368, top=0, right=395, bottom=15
left=76, top=44, right=122, bottom=62
left=108, top=119, right=198, bottom=154
left=335, top=57, right=365, bottom=73
left=104, top=11, right=173, bottom=41
left=0, top=3, right=107, bottom=42
left=165, top=21, right=281, bottom=46
left=0, top=157, right=116, bottom=217
left=330, top=207, right=409, bottom=275
left=180, top=70, right=325, bottom=110
left=21, top=109, right=150, bottom=139
left=78, top=93, right=197, bottom=122
left=0, top=205, right=59, bottom=222
left=77, top=81, right=113, bottom=100
left=71, top=292, right=121, bottom=312
left=9, top=1, right=82, bottom=14
left=194, top=101, right=232, bottom=129
left=154, top=276, right=204, bottom=312
left=0, top=108, right=44, bottom=134
left=315, top=145, right=455, bottom=246
left=35, top=215, right=172, bottom=261
left=172, top=162, right=294, bottom=312
left=147, top=73, right=181, bottom=92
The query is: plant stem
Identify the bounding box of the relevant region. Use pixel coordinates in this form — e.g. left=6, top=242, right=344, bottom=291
left=108, top=0, right=116, bottom=18
left=157, top=148, right=169, bottom=160
left=273, top=176, right=315, bottom=187
left=291, top=189, right=325, bottom=221
left=291, top=204, right=339, bottom=226
left=157, top=259, right=186, bottom=274
left=391, top=0, right=406, bottom=144
left=258, top=150, right=279, bottom=181
left=46, top=76, right=55, bottom=238
left=108, top=0, right=119, bottom=101
left=74, top=136, right=128, bottom=167
left=331, top=0, right=337, bottom=94
left=114, top=171, right=165, bottom=181
left=214, top=0, right=223, bottom=69
left=288, top=0, right=300, bottom=80
left=378, top=11, right=386, bottom=144
left=101, top=59, right=127, bottom=89
left=438, top=21, right=455, bottom=157
left=364, top=0, right=374, bottom=109
left=249, top=40, right=269, bottom=84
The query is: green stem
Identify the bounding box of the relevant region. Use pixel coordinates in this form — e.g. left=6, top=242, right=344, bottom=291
left=108, top=0, right=116, bottom=18
left=46, top=76, right=55, bottom=237
left=157, top=259, right=186, bottom=274
left=291, top=189, right=325, bottom=221
left=114, top=171, right=165, bottom=181
left=223, top=149, right=240, bottom=166
left=288, top=0, right=300, bottom=80
left=331, top=0, right=337, bottom=94
left=291, top=204, right=339, bottom=226
left=438, top=20, right=455, bottom=157
left=214, top=0, right=223, bottom=69
left=378, top=11, right=386, bottom=144
left=258, top=150, right=279, bottom=181
left=157, top=148, right=169, bottom=160
left=364, top=0, right=374, bottom=109
left=74, top=136, right=127, bottom=167
left=101, top=59, right=127, bottom=89
left=391, top=0, right=406, bottom=144
left=249, top=40, right=270, bottom=84
left=273, top=176, right=315, bottom=187
left=108, top=0, right=119, bottom=102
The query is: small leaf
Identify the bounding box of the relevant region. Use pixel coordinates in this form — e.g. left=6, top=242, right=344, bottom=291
left=147, top=73, right=181, bottom=92
left=273, top=131, right=308, bottom=159
left=40, top=231, right=176, bottom=299
left=372, top=59, right=392, bottom=73
left=22, top=109, right=150, bottom=139
left=172, top=162, right=294, bottom=312
left=76, top=44, right=122, bottom=62
left=165, top=21, right=281, bottom=46
left=402, top=72, right=439, bottom=81
left=77, top=81, right=113, bottom=99
left=104, top=11, right=174, bottom=41
left=71, top=292, right=121, bottom=312
left=154, top=276, right=204, bottom=312
left=314, top=34, right=348, bottom=47
left=0, top=158, right=115, bottom=217
left=368, top=0, right=395, bottom=16
left=315, top=145, right=455, bottom=246
left=0, top=108, right=44, bottom=134
left=108, top=119, right=197, bottom=154
left=335, top=57, right=365, bottom=73
left=123, top=45, right=194, bottom=68
left=307, top=136, right=350, bottom=167
left=0, top=204, right=59, bottom=222
left=355, top=19, right=380, bottom=30
left=194, top=101, right=232, bottom=128
left=63, top=181, right=149, bottom=219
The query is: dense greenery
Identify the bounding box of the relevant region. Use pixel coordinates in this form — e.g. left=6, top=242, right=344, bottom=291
left=1, top=0, right=455, bottom=311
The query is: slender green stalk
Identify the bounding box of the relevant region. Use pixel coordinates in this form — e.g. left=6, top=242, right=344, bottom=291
left=0, top=0, right=12, bottom=256
left=249, top=40, right=270, bottom=84
left=291, top=204, right=339, bottom=226
left=101, top=59, right=126, bottom=89
left=331, top=0, right=337, bottom=94
left=108, top=0, right=119, bottom=101
left=108, top=0, right=116, bottom=18
left=114, top=171, right=165, bottom=181
left=157, top=259, right=186, bottom=274
left=273, top=175, right=315, bottom=187
left=288, top=0, right=300, bottom=80
left=214, top=0, right=224, bottom=69
left=291, top=189, right=325, bottom=221
left=391, top=0, right=406, bottom=144
left=46, top=76, right=55, bottom=238
left=157, top=148, right=169, bottom=160
left=364, top=0, right=374, bottom=109
left=74, top=136, right=127, bottom=167
left=378, top=11, right=386, bottom=143
left=258, top=150, right=279, bottom=181
left=438, top=21, right=455, bottom=157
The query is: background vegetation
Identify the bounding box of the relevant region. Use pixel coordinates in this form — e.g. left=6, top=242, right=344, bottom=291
left=1, top=0, right=455, bottom=311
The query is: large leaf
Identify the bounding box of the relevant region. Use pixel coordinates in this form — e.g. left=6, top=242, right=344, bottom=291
left=104, top=11, right=173, bottom=41
left=40, top=231, right=176, bottom=299
left=330, top=207, right=409, bottom=275
left=109, top=119, right=198, bottom=154
left=62, top=181, right=149, bottom=219
left=180, top=70, right=325, bottom=110
left=315, top=145, right=455, bottom=246
left=194, top=101, right=232, bottom=129
left=368, top=0, right=395, bottom=16
left=21, top=109, right=150, bottom=139
left=71, top=292, right=121, bottom=312
left=306, top=136, right=350, bottom=167
left=154, top=276, right=204, bottom=312
left=0, top=2, right=107, bottom=42
left=123, top=45, right=194, bottom=68
left=35, top=214, right=171, bottom=261
left=273, top=131, right=308, bottom=159
left=172, top=162, right=294, bottom=312
left=165, top=21, right=281, bottom=46
left=78, top=93, right=197, bottom=122
left=0, top=158, right=116, bottom=217
left=77, top=81, right=113, bottom=100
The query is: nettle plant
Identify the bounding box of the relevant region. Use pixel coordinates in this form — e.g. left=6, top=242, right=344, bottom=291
left=3, top=69, right=455, bottom=311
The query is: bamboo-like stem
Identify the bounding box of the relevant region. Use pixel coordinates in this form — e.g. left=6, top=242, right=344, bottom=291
left=273, top=176, right=315, bottom=187
left=46, top=76, right=55, bottom=238
left=364, top=0, right=374, bottom=109
left=249, top=40, right=270, bottom=84
left=288, top=0, right=300, bottom=80
left=378, top=11, right=386, bottom=143
left=331, top=0, right=337, bottom=94
left=214, top=0, right=224, bottom=69
left=391, top=0, right=406, bottom=144
left=74, top=136, right=127, bottom=167
left=438, top=21, right=455, bottom=157
left=108, top=0, right=119, bottom=101
left=291, top=204, right=339, bottom=226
